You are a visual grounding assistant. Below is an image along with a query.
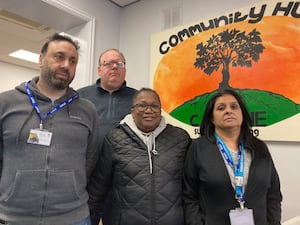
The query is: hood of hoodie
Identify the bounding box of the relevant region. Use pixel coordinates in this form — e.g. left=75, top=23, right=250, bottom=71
left=15, top=76, right=77, bottom=102
left=13, top=76, right=78, bottom=143
left=120, top=114, right=167, bottom=174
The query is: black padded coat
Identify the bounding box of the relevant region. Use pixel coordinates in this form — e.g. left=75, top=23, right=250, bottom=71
left=88, top=123, right=191, bottom=225
left=183, top=135, right=282, bottom=225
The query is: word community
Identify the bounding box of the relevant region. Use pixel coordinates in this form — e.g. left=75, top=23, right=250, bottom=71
left=159, top=1, right=300, bottom=54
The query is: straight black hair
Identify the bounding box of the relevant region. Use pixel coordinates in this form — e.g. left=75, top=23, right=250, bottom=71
left=200, top=89, right=270, bottom=157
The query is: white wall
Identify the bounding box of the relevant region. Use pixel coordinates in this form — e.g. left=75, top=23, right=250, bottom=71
left=51, top=0, right=122, bottom=81
left=119, top=0, right=300, bottom=222
left=269, top=142, right=300, bottom=220
left=0, top=61, right=39, bottom=92
left=0, top=0, right=299, bottom=222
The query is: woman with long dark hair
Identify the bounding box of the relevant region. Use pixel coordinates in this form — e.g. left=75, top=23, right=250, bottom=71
left=183, top=89, right=282, bottom=225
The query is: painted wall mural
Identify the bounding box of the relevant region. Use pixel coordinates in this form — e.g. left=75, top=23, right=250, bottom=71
left=150, top=1, right=300, bottom=141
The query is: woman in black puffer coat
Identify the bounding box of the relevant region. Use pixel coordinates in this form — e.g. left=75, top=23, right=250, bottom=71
left=88, top=88, right=191, bottom=225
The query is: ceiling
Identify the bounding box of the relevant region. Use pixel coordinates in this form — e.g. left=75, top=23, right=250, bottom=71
left=0, top=8, right=56, bottom=70
left=0, top=0, right=140, bottom=70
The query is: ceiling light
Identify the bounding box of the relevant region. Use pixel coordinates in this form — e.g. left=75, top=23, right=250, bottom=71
left=9, top=49, right=39, bottom=63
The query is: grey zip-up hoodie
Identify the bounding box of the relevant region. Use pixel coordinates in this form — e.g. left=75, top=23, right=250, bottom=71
left=0, top=77, right=102, bottom=225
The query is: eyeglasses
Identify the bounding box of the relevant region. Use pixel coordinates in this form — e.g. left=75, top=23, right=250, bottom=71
left=101, top=61, right=125, bottom=68
left=133, top=103, right=161, bottom=112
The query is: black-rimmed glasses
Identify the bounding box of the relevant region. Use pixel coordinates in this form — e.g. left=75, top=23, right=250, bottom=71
left=133, top=103, right=161, bottom=112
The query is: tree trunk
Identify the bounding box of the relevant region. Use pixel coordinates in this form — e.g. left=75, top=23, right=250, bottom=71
left=219, top=62, right=230, bottom=90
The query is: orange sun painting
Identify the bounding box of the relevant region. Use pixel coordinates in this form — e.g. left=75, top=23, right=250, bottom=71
left=153, top=16, right=300, bottom=113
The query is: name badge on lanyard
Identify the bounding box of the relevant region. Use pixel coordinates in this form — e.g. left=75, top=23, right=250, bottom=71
left=214, top=133, right=255, bottom=224
left=25, top=81, right=78, bottom=146
left=28, top=129, right=53, bottom=146
left=229, top=208, right=255, bottom=225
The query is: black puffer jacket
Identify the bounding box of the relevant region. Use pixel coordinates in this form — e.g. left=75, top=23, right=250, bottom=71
left=88, top=123, right=191, bottom=225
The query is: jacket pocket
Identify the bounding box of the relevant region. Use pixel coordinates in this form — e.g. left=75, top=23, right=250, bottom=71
left=46, top=170, right=87, bottom=215
left=1, top=170, right=45, bottom=215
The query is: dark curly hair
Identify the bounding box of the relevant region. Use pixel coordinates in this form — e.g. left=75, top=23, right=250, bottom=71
left=40, top=33, right=80, bottom=55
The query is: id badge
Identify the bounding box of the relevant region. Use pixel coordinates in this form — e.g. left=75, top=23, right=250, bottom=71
left=229, top=208, right=255, bottom=225
left=27, top=129, right=53, bottom=146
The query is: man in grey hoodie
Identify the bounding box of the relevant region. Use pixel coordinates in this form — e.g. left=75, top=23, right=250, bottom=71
left=0, top=33, right=101, bottom=225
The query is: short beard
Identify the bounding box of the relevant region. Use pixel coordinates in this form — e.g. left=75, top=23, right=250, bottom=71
left=41, top=63, right=73, bottom=90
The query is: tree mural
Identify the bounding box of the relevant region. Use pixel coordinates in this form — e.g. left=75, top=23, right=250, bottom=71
left=194, top=28, right=265, bottom=90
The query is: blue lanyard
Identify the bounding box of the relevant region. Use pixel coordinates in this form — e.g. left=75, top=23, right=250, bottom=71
left=25, top=81, right=79, bottom=129
left=214, top=133, right=245, bottom=208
